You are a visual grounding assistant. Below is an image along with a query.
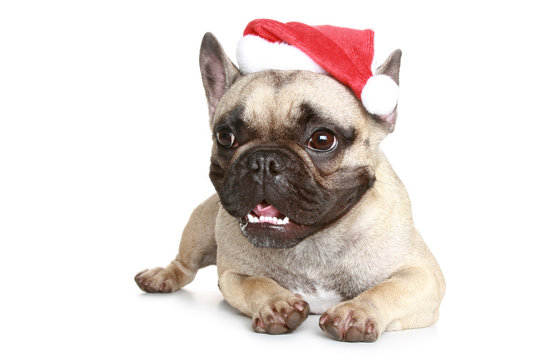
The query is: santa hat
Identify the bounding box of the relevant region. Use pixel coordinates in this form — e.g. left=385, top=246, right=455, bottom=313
left=236, top=19, right=398, bottom=116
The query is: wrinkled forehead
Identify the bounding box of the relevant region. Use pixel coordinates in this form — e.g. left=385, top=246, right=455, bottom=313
left=213, top=70, right=367, bottom=133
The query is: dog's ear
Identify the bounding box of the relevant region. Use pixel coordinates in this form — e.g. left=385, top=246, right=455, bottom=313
left=199, top=33, right=241, bottom=119
left=371, top=49, right=402, bottom=133
left=377, top=49, right=401, bottom=85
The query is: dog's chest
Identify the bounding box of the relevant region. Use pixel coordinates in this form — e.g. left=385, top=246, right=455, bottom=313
left=261, top=237, right=393, bottom=314
left=266, top=252, right=365, bottom=314
left=262, top=264, right=343, bottom=313
left=268, top=264, right=356, bottom=314
left=292, top=286, right=343, bottom=314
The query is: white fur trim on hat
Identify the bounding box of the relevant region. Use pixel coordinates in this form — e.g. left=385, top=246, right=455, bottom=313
left=236, top=34, right=327, bottom=75
left=361, top=74, right=399, bottom=116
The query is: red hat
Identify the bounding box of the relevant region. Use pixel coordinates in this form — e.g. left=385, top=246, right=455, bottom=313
left=236, top=19, right=398, bottom=116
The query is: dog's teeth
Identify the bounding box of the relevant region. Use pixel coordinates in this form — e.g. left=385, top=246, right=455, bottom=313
left=248, top=214, right=289, bottom=225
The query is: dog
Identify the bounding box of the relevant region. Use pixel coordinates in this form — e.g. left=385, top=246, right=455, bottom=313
left=135, top=30, right=445, bottom=342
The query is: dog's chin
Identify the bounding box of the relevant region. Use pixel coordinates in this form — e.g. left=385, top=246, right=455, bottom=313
left=239, top=218, right=313, bottom=248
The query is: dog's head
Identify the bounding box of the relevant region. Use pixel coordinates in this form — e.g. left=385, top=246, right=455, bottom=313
left=199, top=33, right=401, bottom=248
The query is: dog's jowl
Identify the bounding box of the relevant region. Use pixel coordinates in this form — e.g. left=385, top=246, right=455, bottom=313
left=135, top=19, right=445, bottom=342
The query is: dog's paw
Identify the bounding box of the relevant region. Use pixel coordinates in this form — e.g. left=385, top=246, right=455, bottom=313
left=319, top=301, right=381, bottom=342
left=252, top=295, right=310, bottom=335
left=134, top=267, right=183, bottom=293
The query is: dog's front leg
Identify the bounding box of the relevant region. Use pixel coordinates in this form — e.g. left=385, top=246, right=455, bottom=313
left=134, top=195, right=220, bottom=293
left=219, top=271, right=310, bottom=334
left=319, top=264, right=445, bottom=342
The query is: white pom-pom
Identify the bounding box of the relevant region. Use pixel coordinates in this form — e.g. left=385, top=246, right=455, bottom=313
left=361, top=75, right=399, bottom=116
left=236, top=35, right=327, bottom=75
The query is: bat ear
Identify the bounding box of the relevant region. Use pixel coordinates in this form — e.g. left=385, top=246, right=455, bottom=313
left=199, top=33, right=240, bottom=119
left=376, top=49, right=401, bottom=84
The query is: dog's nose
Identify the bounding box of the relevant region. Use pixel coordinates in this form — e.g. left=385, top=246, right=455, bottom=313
left=248, top=152, right=284, bottom=172
left=247, top=150, right=288, bottom=183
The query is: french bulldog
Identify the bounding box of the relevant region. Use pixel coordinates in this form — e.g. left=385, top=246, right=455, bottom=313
left=135, top=32, right=445, bottom=342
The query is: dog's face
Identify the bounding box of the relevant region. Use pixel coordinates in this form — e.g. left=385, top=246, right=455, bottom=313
left=199, top=33, right=400, bottom=248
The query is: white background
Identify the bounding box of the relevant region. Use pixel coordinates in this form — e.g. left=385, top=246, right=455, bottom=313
left=1, top=1, right=539, bottom=358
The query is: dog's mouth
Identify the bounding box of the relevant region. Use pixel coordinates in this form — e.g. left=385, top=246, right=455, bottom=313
left=239, top=200, right=309, bottom=248
left=245, top=201, right=291, bottom=226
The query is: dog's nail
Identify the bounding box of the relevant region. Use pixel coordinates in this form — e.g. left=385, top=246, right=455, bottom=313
left=319, top=314, right=328, bottom=326
left=365, top=321, right=375, bottom=335
left=253, top=317, right=264, bottom=331
left=294, top=302, right=304, bottom=312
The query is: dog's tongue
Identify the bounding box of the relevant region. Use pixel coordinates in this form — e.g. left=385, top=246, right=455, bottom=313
left=253, top=203, right=282, bottom=218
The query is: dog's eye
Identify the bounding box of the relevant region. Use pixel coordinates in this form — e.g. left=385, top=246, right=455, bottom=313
left=216, top=129, right=238, bottom=148
left=307, top=130, right=337, bottom=152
